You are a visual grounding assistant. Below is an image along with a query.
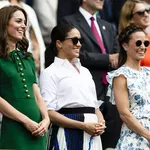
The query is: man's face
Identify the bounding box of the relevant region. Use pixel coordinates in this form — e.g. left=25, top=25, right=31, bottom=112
left=84, top=0, right=104, bottom=12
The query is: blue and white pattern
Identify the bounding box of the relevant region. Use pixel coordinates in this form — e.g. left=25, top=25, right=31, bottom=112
left=48, top=113, right=102, bottom=150
left=107, top=65, right=150, bottom=149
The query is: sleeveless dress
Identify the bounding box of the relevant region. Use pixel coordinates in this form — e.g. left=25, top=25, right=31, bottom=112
left=107, top=65, right=150, bottom=150
left=0, top=50, right=46, bottom=150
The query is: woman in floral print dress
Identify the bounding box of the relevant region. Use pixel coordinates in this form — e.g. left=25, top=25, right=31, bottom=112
left=107, top=25, right=150, bottom=149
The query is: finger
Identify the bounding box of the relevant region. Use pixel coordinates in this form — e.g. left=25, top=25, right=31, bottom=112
left=32, top=126, right=43, bottom=135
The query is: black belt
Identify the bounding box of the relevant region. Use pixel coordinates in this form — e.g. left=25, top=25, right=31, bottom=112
left=58, top=107, right=95, bottom=114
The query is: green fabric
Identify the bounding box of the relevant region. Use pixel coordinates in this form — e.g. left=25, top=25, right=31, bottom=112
left=0, top=50, right=46, bottom=150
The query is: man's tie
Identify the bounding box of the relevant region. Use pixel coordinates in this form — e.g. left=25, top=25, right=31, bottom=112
left=90, top=16, right=107, bottom=84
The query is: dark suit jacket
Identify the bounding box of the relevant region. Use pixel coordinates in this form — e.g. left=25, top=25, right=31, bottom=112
left=57, top=0, right=80, bottom=24
left=61, top=11, right=119, bottom=101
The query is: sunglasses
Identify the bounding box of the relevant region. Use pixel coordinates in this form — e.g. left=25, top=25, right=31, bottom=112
left=65, top=37, right=84, bottom=45
left=132, top=8, right=150, bottom=17
left=135, top=40, right=149, bottom=47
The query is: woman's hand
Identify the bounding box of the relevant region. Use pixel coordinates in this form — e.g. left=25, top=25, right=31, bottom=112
left=83, top=122, right=106, bottom=136
left=95, top=122, right=106, bottom=136
left=32, top=118, right=50, bottom=136
left=23, top=118, right=40, bottom=133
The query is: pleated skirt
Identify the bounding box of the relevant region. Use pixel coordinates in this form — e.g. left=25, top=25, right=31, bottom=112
left=47, top=108, right=102, bottom=150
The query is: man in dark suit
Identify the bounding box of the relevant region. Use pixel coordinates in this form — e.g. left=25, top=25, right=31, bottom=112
left=60, top=0, right=121, bottom=149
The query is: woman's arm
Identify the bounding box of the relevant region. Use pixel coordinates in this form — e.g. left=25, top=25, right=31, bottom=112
left=95, top=108, right=106, bottom=135
left=32, top=84, right=50, bottom=136
left=0, top=96, right=40, bottom=132
left=113, top=75, right=150, bottom=141
left=95, top=108, right=105, bottom=124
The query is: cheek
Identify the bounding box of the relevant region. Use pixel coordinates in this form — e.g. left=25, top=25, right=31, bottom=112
left=7, top=26, right=16, bottom=35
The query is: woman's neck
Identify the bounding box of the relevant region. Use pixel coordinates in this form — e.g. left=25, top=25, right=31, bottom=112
left=125, top=61, right=141, bottom=71
left=7, top=41, right=16, bottom=52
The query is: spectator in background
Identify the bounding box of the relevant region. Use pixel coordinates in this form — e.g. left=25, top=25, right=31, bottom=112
left=32, top=0, right=58, bottom=48
left=107, top=25, right=150, bottom=150
left=99, top=0, right=125, bottom=32
left=119, top=0, right=150, bottom=66
left=40, top=23, right=105, bottom=150
left=143, top=0, right=150, bottom=35
left=50, top=0, right=121, bottom=149
left=0, top=0, right=46, bottom=75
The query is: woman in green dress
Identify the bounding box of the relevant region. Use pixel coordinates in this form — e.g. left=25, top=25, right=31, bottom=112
left=0, top=5, right=50, bottom=150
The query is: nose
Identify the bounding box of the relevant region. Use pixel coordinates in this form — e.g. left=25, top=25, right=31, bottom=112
left=21, top=22, right=26, bottom=29
left=144, top=10, right=149, bottom=16
left=77, top=40, right=82, bottom=47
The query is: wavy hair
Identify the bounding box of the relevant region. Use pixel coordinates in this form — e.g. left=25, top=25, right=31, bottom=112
left=118, top=0, right=144, bottom=33
left=0, top=5, right=28, bottom=58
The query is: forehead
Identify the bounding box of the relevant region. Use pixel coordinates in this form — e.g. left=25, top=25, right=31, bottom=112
left=130, top=31, right=147, bottom=40
left=10, top=10, right=25, bottom=20
left=133, top=3, right=146, bottom=11
left=67, top=28, right=81, bottom=37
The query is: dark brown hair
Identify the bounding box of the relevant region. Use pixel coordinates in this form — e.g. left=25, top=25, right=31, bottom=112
left=0, top=5, right=28, bottom=58
left=45, top=23, right=75, bottom=67
left=118, top=25, right=145, bottom=67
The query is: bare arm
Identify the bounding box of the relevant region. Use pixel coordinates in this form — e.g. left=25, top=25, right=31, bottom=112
left=113, top=75, right=150, bottom=141
left=95, top=108, right=106, bottom=135
left=0, top=96, right=40, bottom=132
left=95, top=108, right=105, bottom=124
left=32, top=84, right=50, bottom=136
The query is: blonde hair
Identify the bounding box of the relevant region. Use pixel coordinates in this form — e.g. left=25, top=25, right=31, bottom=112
left=118, top=0, right=144, bottom=33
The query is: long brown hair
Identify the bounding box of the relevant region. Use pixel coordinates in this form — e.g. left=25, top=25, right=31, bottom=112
left=0, top=5, right=28, bottom=58
left=118, top=0, right=144, bottom=33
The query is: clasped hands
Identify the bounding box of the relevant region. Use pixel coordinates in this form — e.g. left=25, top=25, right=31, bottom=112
left=84, top=120, right=106, bottom=136
left=24, top=118, right=50, bottom=137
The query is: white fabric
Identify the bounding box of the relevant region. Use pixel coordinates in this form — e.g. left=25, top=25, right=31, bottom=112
left=83, top=114, right=102, bottom=150
left=0, top=1, right=46, bottom=72
left=20, top=2, right=46, bottom=72
left=33, top=0, right=58, bottom=44
left=40, top=57, right=100, bottom=111
left=55, top=114, right=102, bottom=150
left=79, top=7, right=103, bottom=39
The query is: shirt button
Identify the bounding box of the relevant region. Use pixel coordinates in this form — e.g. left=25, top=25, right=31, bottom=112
left=15, top=53, right=17, bottom=56
left=22, top=79, right=26, bottom=82
left=27, top=95, right=30, bottom=98
left=16, top=57, right=19, bottom=60
left=24, top=85, right=27, bottom=88
left=20, top=68, right=23, bottom=71
left=25, top=90, right=28, bottom=93
left=21, top=73, right=24, bottom=77
left=18, top=62, right=22, bottom=66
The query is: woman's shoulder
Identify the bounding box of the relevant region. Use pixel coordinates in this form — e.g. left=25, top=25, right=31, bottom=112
left=107, top=65, right=132, bottom=79
left=142, top=66, right=150, bottom=74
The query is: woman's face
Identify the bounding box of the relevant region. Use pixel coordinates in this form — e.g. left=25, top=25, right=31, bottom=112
left=131, top=3, right=150, bottom=29
left=6, top=10, right=26, bottom=43
left=58, top=28, right=82, bottom=62
left=124, top=31, right=149, bottom=61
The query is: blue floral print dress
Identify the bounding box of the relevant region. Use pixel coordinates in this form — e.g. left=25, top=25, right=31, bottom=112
left=107, top=65, right=150, bottom=150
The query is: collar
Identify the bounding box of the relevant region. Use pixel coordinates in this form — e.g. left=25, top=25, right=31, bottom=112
left=54, top=57, right=81, bottom=70
left=79, top=7, right=97, bottom=21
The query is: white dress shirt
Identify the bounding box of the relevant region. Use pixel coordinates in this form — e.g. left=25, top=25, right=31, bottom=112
left=79, top=7, right=103, bottom=39
left=40, top=57, right=100, bottom=111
